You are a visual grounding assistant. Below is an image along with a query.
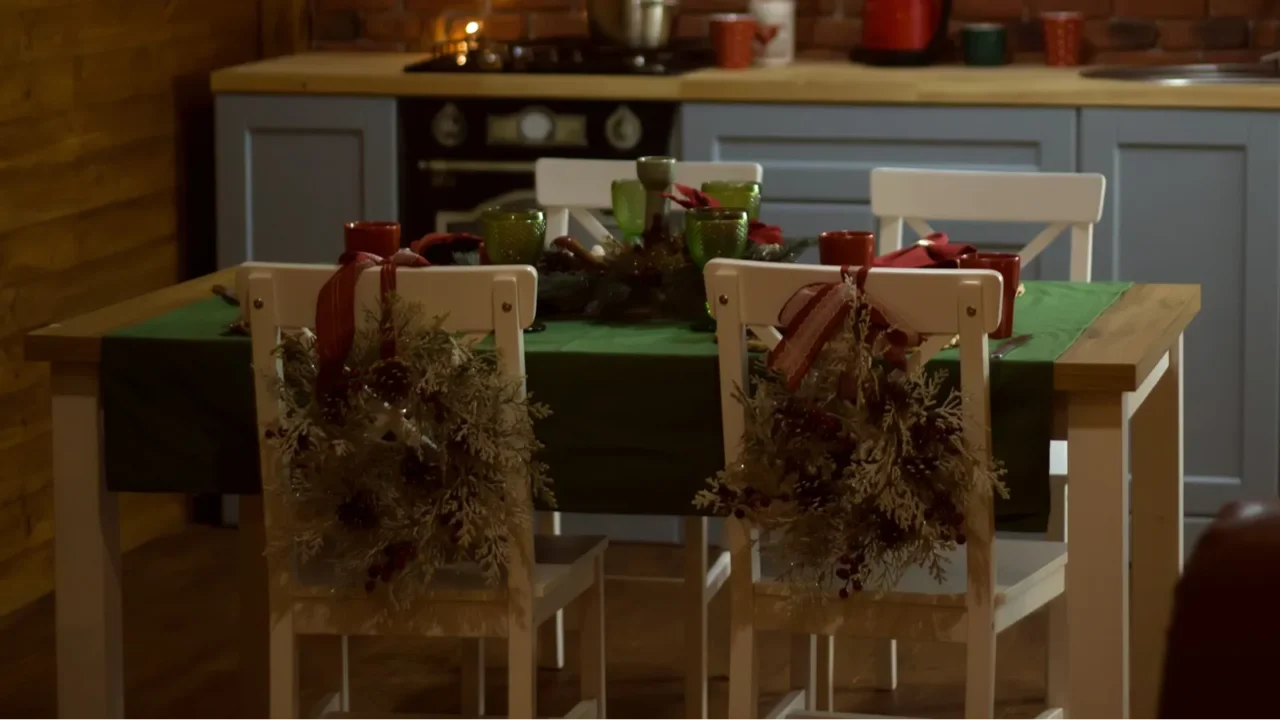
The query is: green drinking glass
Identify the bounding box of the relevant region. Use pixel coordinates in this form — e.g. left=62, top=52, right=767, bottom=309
left=701, top=181, right=761, bottom=222
left=611, top=179, right=647, bottom=243
left=481, top=208, right=546, bottom=265
left=685, top=207, right=749, bottom=269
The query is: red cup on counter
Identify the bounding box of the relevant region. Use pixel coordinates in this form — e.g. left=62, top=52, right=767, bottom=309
left=959, top=252, right=1020, bottom=339
left=710, top=14, right=775, bottom=69
left=1041, top=11, right=1084, bottom=67
left=344, top=221, right=401, bottom=257
left=818, top=230, right=876, bottom=267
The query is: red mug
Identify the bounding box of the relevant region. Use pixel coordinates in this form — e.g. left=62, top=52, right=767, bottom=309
left=958, top=252, right=1020, bottom=339
left=1041, top=11, right=1084, bottom=67
left=344, top=221, right=400, bottom=257
left=710, top=14, right=779, bottom=69
left=818, top=230, right=876, bottom=267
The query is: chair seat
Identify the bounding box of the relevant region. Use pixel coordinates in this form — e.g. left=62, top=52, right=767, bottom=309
left=289, top=534, right=608, bottom=638
left=752, top=539, right=1066, bottom=643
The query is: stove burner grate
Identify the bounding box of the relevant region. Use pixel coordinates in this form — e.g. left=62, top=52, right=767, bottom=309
left=403, top=38, right=714, bottom=76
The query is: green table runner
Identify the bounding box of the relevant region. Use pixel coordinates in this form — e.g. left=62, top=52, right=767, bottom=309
left=101, top=281, right=1130, bottom=530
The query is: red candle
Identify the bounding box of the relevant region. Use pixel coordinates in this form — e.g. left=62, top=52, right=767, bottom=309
left=958, top=252, right=1021, bottom=339
left=818, top=230, right=876, bottom=267
left=344, top=221, right=400, bottom=257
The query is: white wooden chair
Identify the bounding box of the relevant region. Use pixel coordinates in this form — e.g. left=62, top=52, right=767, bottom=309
left=706, top=258, right=1069, bottom=719
left=533, top=156, right=762, bottom=719
left=869, top=167, right=1103, bottom=703
left=239, top=262, right=608, bottom=718
left=535, top=157, right=763, bottom=247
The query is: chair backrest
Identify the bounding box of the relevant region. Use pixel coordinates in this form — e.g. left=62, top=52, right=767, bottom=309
left=705, top=258, right=1003, bottom=608
left=238, top=261, right=539, bottom=600
left=534, top=158, right=764, bottom=245
left=870, top=167, right=1106, bottom=282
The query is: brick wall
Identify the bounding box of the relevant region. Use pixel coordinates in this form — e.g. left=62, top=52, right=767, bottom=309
left=313, top=0, right=1280, bottom=64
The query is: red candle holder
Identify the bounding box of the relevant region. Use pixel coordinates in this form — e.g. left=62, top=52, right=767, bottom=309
left=344, top=221, right=400, bottom=257
left=958, top=251, right=1021, bottom=339
left=818, top=230, right=876, bottom=267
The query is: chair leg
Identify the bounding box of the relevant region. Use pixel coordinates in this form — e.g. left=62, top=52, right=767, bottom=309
left=461, top=639, right=485, bottom=717
left=1046, top=475, right=1068, bottom=713
left=727, top=522, right=758, bottom=719
left=790, top=634, right=817, bottom=711
left=267, top=616, right=300, bottom=718
left=508, top=619, right=536, bottom=718
left=339, top=635, right=351, bottom=713
left=685, top=517, right=709, bottom=719
left=816, top=636, right=836, bottom=709
left=870, top=639, right=896, bottom=692
left=538, top=511, right=566, bottom=671
left=579, top=554, right=607, bottom=718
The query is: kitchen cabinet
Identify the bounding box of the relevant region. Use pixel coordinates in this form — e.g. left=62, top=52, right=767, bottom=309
left=679, top=103, right=1078, bottom=278
left=1081, top=108, right=1280, bottom=524
left=215, top=94, right=399, bottom=268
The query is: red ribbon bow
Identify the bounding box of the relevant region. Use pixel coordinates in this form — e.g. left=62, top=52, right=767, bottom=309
left=410, top=232, right=488, bottom=265
left=663, top=183, right=784, bottom=246
left=872, top=232, right=976, bottom=268
left=314, top=248, right=429, bottom=398
left=769, top=266, right=920, bottom=390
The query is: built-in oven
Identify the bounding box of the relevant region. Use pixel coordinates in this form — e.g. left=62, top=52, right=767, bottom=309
left=399, top=98, right=682, bottom=243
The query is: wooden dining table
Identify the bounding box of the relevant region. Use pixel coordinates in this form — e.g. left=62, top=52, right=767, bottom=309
left=24, top=265, right=1200, bottom=719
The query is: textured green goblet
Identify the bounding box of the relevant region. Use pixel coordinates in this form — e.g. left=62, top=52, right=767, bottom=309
left=701, top=181, right=761, bottom=222
left=481, top=208, right=546, bottom=265
left=611, top=179, right=646, bottom=244
left=685, top=207, right=749, bottom=269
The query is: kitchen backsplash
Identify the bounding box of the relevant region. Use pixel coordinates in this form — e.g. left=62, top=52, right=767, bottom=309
left=313, top=0, right=1280, bottom=65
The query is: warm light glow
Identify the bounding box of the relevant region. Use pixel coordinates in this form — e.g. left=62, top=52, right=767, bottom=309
left=456, top=53, right=467, bottom=65
left=465, top=21, right=480, bottom=34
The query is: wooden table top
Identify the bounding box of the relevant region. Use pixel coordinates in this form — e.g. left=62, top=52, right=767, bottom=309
left=24, top=267, right=1199, bottom=394
left=212, top=53, right=1280, bottom=111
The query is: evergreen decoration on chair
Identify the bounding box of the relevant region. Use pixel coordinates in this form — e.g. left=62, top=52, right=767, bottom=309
left=695, top=278, right=1006, bottom=598
left=263, top=294, right=554, bottom=607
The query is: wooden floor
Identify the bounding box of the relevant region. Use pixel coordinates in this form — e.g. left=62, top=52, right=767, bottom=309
left=0, top=527, right=1051, bottom=718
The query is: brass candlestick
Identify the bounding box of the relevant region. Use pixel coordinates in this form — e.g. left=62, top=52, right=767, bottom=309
left=636, top=156, right=676, bottom=249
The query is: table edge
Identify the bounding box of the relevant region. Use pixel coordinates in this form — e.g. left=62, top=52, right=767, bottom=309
left=1054, top=283, right=1201, bottom=394
left=24, top=267, right=240, bottom=365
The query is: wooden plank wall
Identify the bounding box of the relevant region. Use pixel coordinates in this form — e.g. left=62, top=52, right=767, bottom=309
left=0, top=0, right=264, bottom=616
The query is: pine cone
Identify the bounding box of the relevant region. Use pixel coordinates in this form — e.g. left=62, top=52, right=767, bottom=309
left=370, top=358, right=412, bottom=404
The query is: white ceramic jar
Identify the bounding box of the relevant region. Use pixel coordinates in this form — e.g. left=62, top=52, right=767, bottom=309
left=750, top=0, right=795, bottom=67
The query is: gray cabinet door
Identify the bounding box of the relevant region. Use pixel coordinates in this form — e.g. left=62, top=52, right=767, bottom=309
left=1081, top=108, right=1280, bottom=515
left=679, top=104, right=1078, bottom=279
left=215, top=94, right=398, bottom=268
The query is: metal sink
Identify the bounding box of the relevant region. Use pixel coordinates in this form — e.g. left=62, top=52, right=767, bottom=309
left=1081, top=63, right=1280, bottom=85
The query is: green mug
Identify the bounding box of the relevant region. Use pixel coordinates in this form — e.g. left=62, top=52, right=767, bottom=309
left=685, top=207, right=749, bottom=268
left=611, top=179, right=647, bottom=243
left=701, top=181, right=761, bottom=222
left=481, top=208, right=546, bottom=265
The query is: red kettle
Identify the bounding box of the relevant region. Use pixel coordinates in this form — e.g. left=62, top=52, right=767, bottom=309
left=853, top=0, right=952, bottom=66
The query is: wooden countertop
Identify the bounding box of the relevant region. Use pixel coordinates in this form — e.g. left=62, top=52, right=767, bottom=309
left=212, top=52, right=1280, bottom=109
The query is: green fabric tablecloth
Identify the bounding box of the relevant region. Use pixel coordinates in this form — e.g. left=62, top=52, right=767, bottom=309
left=101, top=281, right=1130, bottom=530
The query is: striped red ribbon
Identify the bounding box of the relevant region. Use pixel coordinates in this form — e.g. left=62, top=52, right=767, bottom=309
left=314, top=248, right=429, bottom=398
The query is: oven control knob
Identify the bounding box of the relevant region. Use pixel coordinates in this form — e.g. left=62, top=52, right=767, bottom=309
left=518, top=108, right=555, bottom=144
left=605, top=105, right=642, bottom=151
left=432, top=103, right=466, bottom=148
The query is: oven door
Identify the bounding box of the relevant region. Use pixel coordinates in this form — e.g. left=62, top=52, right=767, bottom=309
left=403, top=158, right=622, bottom=244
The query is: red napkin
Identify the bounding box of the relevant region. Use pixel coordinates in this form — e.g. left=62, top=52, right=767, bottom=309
left=663, top=183, right=783, bottom=246
left=410, top=232, right=488, bottom=265
left=871, top=232, right=975, bottom=268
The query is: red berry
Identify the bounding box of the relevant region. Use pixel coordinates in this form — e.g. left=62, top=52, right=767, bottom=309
left=838, top=588, right=850, bottom=599
left=734, top=508, right=746, bottom=519
left=956, top=533, right=967, bottom=545
left=367, top=565, right=381, bottom=578
left=364, top=580, right=376, bottom=593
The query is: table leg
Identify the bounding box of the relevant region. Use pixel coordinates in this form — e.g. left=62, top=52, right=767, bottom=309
left=1067, top=390, right=1130, bottom=718
left=52, top=362, right=124, bottom=718
left=239, top=495, right=270, bottom=718
left=1130, top=336, right=1184, bottom=719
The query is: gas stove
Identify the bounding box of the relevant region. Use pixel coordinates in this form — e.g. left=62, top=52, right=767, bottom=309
left=403, top=38, right=714, bottom=76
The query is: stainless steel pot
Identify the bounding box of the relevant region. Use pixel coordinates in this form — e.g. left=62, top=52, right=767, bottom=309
left=586, top=0, right=680, bottom=49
